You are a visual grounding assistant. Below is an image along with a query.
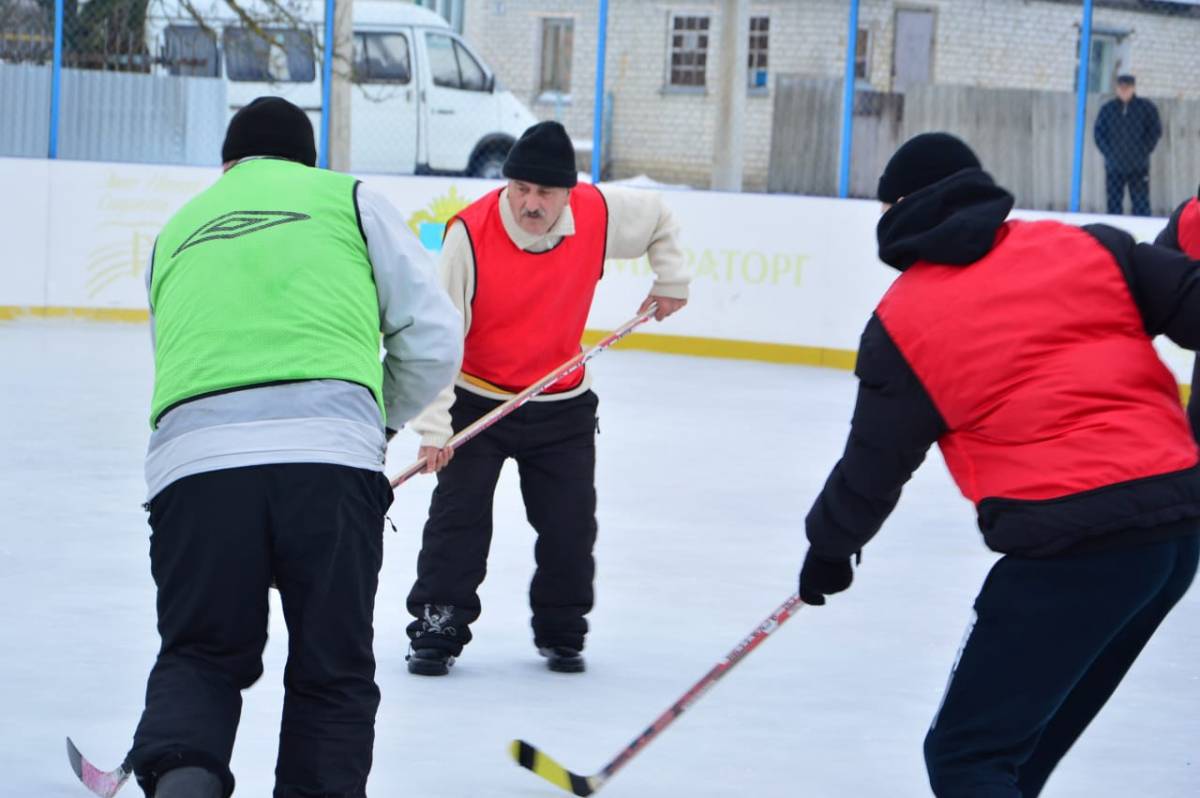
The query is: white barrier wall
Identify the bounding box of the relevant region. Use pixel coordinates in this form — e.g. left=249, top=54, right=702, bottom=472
left=1, top=156, right=1191, bottom=381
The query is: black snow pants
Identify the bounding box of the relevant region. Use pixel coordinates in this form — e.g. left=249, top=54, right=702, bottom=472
left=924, top=531, right=1199, bottom=797
left=130, top=463, right=392, bottom=798
left=406, top=387, right=599, bottom=656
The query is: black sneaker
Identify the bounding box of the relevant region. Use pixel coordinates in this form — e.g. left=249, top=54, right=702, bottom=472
left=538, top=646, right=586, bottom=673
left=407, top=647, right=455, bottom=676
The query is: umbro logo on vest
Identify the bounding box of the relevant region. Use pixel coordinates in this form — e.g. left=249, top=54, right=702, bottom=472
left=172, top=210, right=311, bottom=257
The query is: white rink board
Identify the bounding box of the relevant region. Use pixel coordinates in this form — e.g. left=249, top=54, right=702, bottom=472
left=0, top=158, right=52, bottom=307
left=0, top=156, right=1190, bottom=378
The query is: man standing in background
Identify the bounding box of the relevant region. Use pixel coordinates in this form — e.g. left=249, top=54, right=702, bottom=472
left=1094, top=74, right=1162, bottom=216
left=130, top=97, right=461, bottom=797
left=405, top=121, right=690, bottom=677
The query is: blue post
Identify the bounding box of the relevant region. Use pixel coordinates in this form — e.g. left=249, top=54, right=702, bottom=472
left=48, top=0, right=64, bottom=158
left=1070, top=0, right=1093, bottom=213
left=590, top=0, right=609, bottom=183
left=837, top=0, right=860, bottom=198
left=319, top=0, right=336, bottom=169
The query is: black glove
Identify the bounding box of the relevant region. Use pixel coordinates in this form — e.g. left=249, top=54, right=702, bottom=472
left=798, top=550, right=854, bottom=606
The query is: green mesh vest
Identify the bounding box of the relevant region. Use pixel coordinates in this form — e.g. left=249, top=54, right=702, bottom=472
left=149, top=159, right=382, bottom=427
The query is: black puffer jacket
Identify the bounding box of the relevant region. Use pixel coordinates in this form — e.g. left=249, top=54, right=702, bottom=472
left=806, top=169, right=1200, bottom=560
left=1094, top=95, right=1162, bottom=173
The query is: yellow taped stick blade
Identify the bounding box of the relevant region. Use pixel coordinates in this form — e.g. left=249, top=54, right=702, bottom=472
left=510, top=739, right=597, bottom=796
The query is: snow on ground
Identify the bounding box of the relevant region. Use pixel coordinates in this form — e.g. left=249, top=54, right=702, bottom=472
left=1, top=318, right=1196, bottom=797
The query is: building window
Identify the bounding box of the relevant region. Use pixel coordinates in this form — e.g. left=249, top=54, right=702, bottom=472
left=539, top=18, right=573, bottom=97
left=352, top=33, right=411, bottom=84
left=1085, top=32, right=1125, bottom=93
left=855, top=28, right=870, bottom=81
left=668, top=14, right=709, bottom=88
left=223, top=27, right=314, bottom=83
left=747, top=15, right=768, bottom=90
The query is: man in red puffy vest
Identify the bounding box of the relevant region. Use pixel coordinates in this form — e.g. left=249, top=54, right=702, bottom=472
left=1156, top=185, right=1200, bottom=435
left=405, top=121, right=689, bottom=676
left=798, top=132, right=1200, bottom=797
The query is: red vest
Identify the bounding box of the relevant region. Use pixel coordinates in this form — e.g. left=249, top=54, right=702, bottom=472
left=877, top=220, right=1197, bottom=503
left=1178, top=197, right=1200, bottom=258
left=454, top=185, right=608, bottom=394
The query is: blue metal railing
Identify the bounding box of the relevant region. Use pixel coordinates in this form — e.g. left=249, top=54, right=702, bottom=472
left=48, top=0, right=63, bottom=158
left=837, top=0, right=860, bottom=199
left=318, top=0, right=336, bottom=169
left=1069, top=0, right=1094, bottom=212
left=591, top=0, right=610, bottom=184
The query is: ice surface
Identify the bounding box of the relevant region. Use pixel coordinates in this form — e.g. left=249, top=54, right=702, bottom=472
left=1, top=319, right=1196, bottom=797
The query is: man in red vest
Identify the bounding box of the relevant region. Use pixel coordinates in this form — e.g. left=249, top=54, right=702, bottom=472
left=1156, top=185, right=1200, bottom=435
left=798, top=133, right=1200, bottom=797
left=405, top=121, right=689, bottom=676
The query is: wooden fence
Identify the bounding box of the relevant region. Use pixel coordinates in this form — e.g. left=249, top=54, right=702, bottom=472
left=769, top=76, right=1200, bottom=216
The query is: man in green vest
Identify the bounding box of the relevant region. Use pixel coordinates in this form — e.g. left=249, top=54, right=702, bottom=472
left=128, top=97, right=461, bottom=798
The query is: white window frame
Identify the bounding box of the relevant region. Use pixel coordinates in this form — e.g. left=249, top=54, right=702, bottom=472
left=747, top=14, right=769, bottom=93
left=537, top=16, right=574, bottom=104
left=854, top=27, right=872, bottom=86
left=1082, top=28, right=1130, bottom=94
left=664, top=11, right=711, bottom=92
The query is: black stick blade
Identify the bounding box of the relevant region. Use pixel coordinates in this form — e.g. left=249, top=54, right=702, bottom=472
left=66, top=737, right=84, bottom=779
left=510, top=739, right=597, bottom=796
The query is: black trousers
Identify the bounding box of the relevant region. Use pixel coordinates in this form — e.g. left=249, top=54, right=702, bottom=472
left=924, top=532, right=1199, bottom=797
left=1105, top=167, right=1151, bottom=216
left=130, top=464, right=392, bottom=798
left=407, top=387, right=599, bottom=655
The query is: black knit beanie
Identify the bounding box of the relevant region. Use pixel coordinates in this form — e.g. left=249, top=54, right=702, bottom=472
left=221, top=96, right=317, bottom=167
left=877, top=132, right=982, bottom=203
left=502, top=121, right=577, bottom=188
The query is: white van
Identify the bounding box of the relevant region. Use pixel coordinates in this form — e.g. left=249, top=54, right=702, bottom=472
left=148, top=0, right=537, bottom=175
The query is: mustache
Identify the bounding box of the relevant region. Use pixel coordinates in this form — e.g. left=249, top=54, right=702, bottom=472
left=521, top=208, right=545, bottom=219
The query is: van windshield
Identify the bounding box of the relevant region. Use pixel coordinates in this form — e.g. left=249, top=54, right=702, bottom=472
left=223, top=27, right=315, bottom=82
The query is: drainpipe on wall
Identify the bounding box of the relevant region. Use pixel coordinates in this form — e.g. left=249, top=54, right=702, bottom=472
left=711, top=0, right=749, bottom=191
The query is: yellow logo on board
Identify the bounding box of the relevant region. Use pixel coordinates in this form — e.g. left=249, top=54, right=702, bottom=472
left=406, top=186, right=471, bottom=251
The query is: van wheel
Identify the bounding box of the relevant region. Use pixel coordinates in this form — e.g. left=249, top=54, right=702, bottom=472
left=470, top=152, right=506, bottom=178
left=469, top=140, right=512, bottom=178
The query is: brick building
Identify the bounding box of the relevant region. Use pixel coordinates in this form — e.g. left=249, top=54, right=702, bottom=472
left=460, top=0, right=1200, bottom=191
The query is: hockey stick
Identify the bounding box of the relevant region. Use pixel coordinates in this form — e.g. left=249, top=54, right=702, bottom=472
left=63, top=307, right=657, bottom=794
left=510, top=593, right=804, bottom=796
left=389, top=304, right=658, bottom=489
left=66, top=737, right=132, bottom=797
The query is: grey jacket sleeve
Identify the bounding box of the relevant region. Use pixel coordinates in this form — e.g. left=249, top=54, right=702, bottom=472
left=356, top=184, right=463, bottom=430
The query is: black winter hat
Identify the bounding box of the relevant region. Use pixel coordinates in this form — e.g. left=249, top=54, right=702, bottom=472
left=877, top=132, right=982, bottom=203
left=221, top=96, right=317, bottom=167
left=502, top=121, right=577, bottom=188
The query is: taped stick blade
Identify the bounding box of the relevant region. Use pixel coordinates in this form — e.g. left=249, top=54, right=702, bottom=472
left=510, top=739, right=597, bottom=796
